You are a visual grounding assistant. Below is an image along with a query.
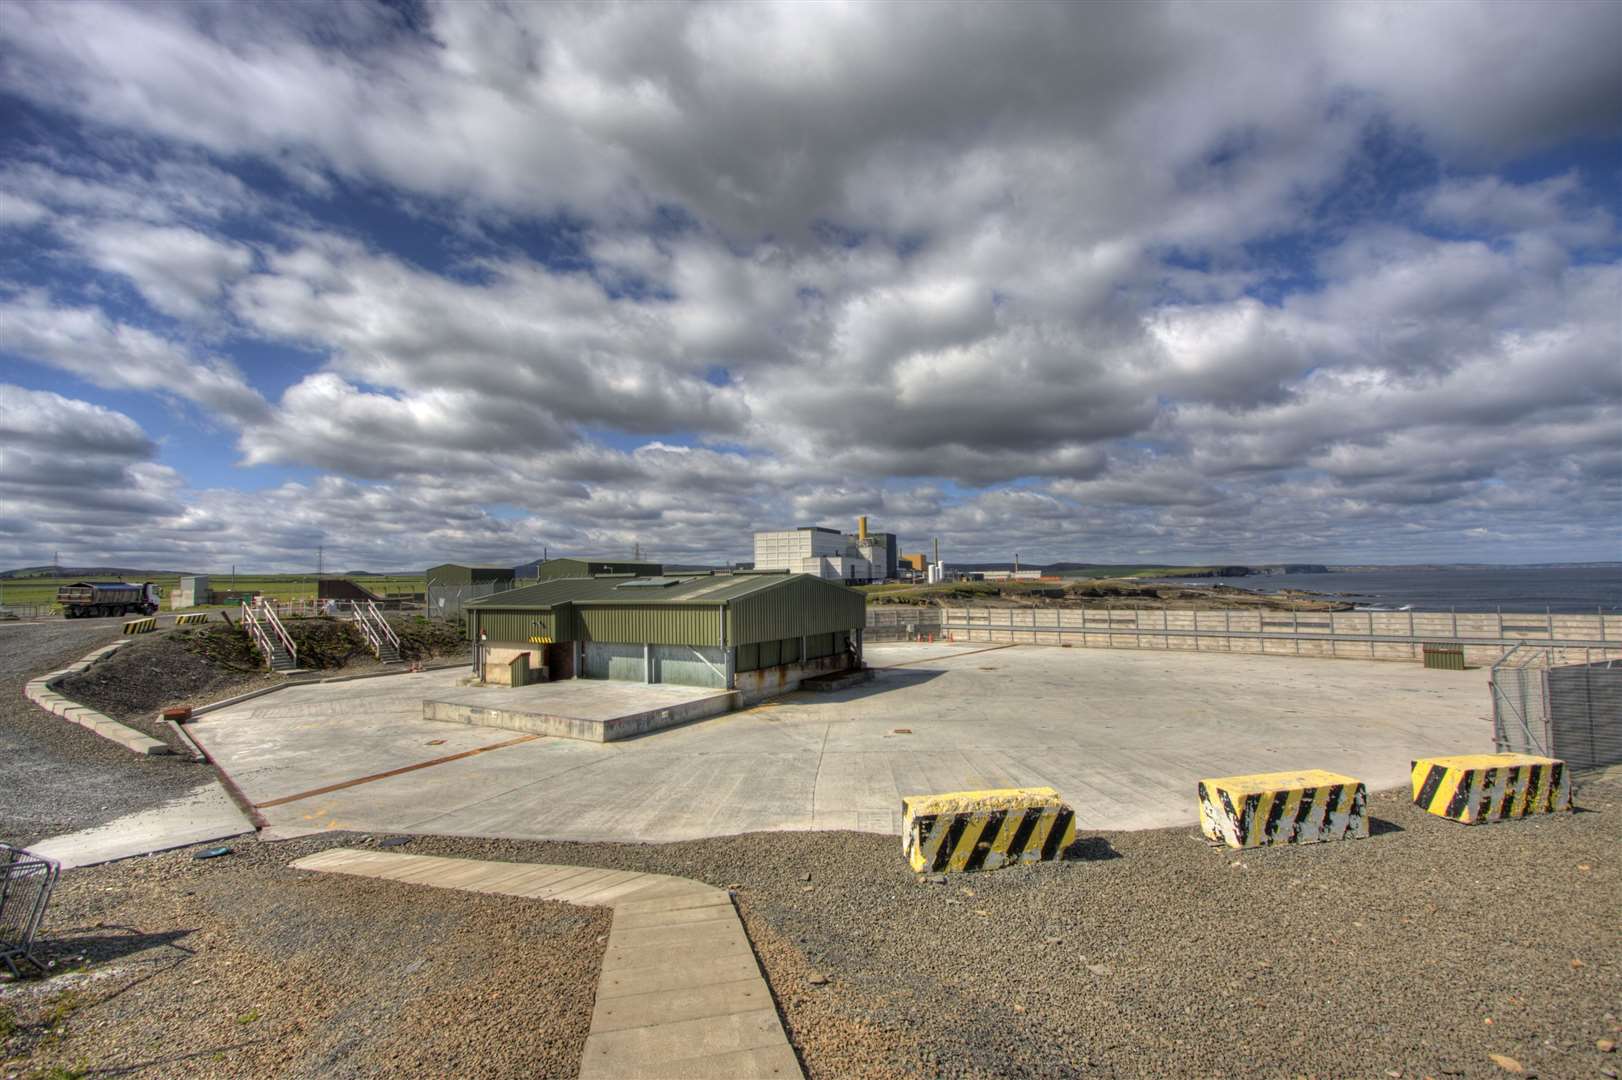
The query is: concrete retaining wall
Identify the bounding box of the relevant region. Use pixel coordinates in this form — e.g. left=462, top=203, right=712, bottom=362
left=941, top=608, right=1622, bottom=667
left=423, top=689, right=739, bottom=742
left=734, top=653, right=852, bottom=704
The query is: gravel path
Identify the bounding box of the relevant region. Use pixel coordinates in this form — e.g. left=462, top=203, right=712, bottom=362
left=1, top=832, right=607, bottom=1078
left=0, top=620, right=206, bottom=847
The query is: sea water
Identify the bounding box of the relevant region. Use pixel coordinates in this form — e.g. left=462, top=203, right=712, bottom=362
left=1180, top=565, right=1622, bottom=613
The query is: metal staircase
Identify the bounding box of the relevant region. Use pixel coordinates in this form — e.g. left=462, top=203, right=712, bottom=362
left=243, top=599, right=299, bottom=672
left=353, top=600, right=403, bottom=664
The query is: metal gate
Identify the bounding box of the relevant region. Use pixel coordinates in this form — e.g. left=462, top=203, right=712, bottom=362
left=1, top=844, right=59, bottom=977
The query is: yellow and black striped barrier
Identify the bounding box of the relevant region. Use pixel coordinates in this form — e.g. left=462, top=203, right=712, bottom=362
left=174, top=612, right=210, bottom=625
left=1410, top=753, right=1570, bottom=824
left=1198, top=769, right=1368, bottom=849
left=121, top=617, right=158, bottom=635
left=901, top=787, right=1076, bottom=873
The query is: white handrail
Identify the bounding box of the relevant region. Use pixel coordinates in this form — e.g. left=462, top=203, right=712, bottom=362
left=353, top=605, right=381, bottom=653
left=241, top=604, right=274, bottom=668
left=256, top=599, right=297, bottom=665
left=365, top=600, right=400, bottom=649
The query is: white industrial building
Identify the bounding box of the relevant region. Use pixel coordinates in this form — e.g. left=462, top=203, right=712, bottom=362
left=753, top=519, right=897, bottom=583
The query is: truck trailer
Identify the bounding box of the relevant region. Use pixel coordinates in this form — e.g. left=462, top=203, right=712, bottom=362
left=56, top=581, right=162, bottom=618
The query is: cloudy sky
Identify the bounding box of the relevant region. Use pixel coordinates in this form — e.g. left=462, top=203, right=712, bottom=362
left=2, top=0, right=1619, bottom=572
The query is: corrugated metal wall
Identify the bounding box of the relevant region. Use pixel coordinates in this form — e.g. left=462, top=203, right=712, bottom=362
left=728, top=577, right=866, bottom=645
left=471, top=610, right=553, bottom=643
left=652, top=644, right=726, bottom=688
left=584, top=641, right=645, bottom=680
left=577, top=604, right=720, bottom=645
left=737, top=633, right=825, bottom=672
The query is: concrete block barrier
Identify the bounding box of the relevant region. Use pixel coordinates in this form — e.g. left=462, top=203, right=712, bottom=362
left=1198, top=769, right=1368, bottom=848
left=174, top=612, right=210, bottom=625
left=122, top=616, right=157, bottom=634
left=901, top=787, right=1076, bottom=873
left=1410, top=753, right=1571, bottom=824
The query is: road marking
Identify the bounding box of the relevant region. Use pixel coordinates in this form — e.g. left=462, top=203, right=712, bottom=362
left=255, top=734, right=540, bottom=808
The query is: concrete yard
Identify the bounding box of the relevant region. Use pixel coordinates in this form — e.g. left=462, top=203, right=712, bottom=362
left=185, top=643, right=1491, bottom=843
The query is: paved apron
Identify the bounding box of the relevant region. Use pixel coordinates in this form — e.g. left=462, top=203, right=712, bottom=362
left=289, top=848, right=802, bottom=1080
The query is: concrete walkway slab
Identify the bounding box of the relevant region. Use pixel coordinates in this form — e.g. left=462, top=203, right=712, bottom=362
left=290, top=848, right=802, bottom=1080
left=193, top=644, right=1490, bottom=842
left=31, top=781, right=255, bottom=869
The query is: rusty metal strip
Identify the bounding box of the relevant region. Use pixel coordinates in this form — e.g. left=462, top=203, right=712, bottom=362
left=255, top=734, right=540, bottom=809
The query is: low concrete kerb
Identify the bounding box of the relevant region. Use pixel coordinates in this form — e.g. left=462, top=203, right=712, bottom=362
left=26, top=639, right=171, bottom=757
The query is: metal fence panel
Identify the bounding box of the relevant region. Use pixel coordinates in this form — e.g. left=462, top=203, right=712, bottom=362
left=1492, top=664, right=1549, bottom=757
left=865, top=606, right=943, bottom=642
left=1547, top=659, right=1622, bottom=771
left=427, top=581, right=509, bottom=620
left=1, top=844, right=59, bottom=977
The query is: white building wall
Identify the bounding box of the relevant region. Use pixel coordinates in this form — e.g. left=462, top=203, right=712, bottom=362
left=755, top=528, right=863, bottom=574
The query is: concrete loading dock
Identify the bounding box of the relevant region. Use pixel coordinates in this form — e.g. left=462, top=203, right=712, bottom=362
left=464, top=571, right=868, bottom=702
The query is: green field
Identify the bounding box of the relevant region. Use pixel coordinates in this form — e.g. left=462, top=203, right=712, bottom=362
left=0, top=574, right=426, bottom=610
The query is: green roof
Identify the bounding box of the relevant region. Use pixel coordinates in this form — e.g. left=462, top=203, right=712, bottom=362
left=466, top=572, right=806, bottom=610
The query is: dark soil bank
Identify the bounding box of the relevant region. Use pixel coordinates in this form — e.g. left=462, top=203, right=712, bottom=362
left=55, top=616, right=470, bottom=736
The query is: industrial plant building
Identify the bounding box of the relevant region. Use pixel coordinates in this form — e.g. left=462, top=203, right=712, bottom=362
left=752, top=518, right=897, bottom=582
left=464, top=571, right=867, bottom=699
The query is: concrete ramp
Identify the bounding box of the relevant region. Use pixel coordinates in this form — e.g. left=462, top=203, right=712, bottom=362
left=423, top=679, right=739, bottom=742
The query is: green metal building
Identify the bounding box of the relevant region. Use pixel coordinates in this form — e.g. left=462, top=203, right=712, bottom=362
left=529, top=557, right=664, bottom=581
left=464, top=572, right=867, bottom=695
left=425, top=563, right=516, bottom=587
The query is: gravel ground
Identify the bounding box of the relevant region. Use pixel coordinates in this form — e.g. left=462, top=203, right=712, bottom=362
left=260, top=780, right=1610, bottom=1080
left=0, top=833, right=608, bottom=1079
left=0, top=620, right=206, bottom=848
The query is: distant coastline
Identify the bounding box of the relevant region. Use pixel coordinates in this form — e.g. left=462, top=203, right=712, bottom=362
left=1145, top=565, right=1622, bottom=614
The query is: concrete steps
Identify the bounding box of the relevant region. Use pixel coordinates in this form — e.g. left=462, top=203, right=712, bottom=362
left=289, top=848, right=802, bottom=1079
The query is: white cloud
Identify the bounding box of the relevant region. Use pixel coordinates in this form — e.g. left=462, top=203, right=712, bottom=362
left=0, top=291, right=269, bottom=424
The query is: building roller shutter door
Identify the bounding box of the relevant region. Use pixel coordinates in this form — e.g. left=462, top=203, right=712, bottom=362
left=583, top=641, right=645, bottom=681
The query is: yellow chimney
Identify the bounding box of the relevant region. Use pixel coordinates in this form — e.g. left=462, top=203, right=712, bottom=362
left=858, top=515, right=868, bottom=541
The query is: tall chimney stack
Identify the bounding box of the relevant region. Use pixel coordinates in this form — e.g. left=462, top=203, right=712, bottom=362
left=858, top=515, right=868, bottom=541
left=932, top=537, right=939, bottom=565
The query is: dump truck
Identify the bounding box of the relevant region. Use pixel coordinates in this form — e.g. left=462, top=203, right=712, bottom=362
left=55, top=581, right=162, bottom=618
